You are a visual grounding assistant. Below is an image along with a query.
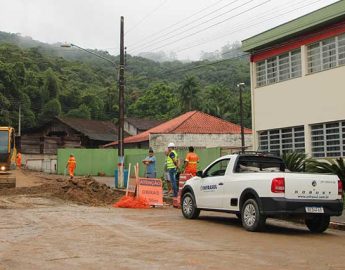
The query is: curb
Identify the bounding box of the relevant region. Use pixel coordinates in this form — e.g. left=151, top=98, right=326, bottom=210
left=330, top=221, right=345, bottom=231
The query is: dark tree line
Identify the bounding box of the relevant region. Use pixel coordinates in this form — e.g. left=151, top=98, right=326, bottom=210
left=0, top=32, right=252, bottom=130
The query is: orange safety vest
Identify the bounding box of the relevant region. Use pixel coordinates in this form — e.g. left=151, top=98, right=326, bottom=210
left=16, top=153, right=22, bottom=168
left=67, top=157, right=76, bottom=177
left=185, top=152, right=199, bottom=174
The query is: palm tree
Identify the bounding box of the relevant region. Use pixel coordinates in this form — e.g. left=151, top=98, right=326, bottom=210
left=178, top=75, right=199, bottom=112
left=281, top=151, right=310, bottom=172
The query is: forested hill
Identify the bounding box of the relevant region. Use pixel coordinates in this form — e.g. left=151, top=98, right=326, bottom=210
left=0, top=31, right=251, bottom=131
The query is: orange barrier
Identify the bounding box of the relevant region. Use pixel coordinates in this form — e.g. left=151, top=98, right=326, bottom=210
left=173, top=173, right=193, bottom=208
left=138, top=178, right=163, bottom=206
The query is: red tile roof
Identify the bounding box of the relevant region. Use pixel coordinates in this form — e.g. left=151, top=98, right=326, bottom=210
left=104, top=111, right=252, bottom=147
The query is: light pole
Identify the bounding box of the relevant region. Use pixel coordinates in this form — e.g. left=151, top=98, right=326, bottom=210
left=237, top=82, right=245, bottom=153
left=61, top=42, right=126, bottom=184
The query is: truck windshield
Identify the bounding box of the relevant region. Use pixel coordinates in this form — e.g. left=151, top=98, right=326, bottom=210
left=0, top=131, right=9, bottom=154
left=236, top=155, right=285, bottom=173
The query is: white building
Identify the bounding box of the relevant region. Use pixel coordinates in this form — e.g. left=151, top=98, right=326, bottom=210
left=242, top=1, right=345, bottom=158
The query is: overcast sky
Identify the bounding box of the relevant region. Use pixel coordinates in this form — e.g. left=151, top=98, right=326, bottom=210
left=0, top=0, right=340, bottom=60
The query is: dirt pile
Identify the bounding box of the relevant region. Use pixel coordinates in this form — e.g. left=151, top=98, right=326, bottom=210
left=0, top=176, right=123, bottom=206
left=56, top=178, right=123, bottom=206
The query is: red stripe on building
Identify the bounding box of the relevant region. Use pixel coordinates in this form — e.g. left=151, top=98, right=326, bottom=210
left=251, top=20, right=345, bottom=63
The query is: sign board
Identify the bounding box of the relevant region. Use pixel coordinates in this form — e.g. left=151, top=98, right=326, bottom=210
left=138, top=178, right=163, bottom=206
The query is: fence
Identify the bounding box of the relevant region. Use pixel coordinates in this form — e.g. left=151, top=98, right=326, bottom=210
left=57, top=147, right=221, bottom=177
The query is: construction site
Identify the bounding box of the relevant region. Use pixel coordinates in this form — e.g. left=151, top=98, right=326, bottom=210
left=0, top=169, right=345, bottom=270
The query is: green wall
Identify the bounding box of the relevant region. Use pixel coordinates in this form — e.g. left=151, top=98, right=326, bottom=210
left=57, top=147, right=221, bottom=177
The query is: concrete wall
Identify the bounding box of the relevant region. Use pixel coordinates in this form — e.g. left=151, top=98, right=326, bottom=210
left=57, top=147, right=222, bottom=178
left=251, top=50, right=345, bottom=154
left=149, top=133, right=252, bottom=153
left=23, top=154, right=57, bottom=174
left=57, top=149, right=148, bottom=176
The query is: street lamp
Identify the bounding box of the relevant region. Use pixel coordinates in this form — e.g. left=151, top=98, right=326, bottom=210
left=237, top=82, right=245, bottom=153
left=60, top=43, right=117, bottom=66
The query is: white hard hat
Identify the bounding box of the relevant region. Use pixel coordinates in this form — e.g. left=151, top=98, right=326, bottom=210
left=168, top=142, right=175, bottom=148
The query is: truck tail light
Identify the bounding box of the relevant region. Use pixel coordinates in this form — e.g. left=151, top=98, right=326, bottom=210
left=271, top=177, right=285, bottom=193
left=338, top=180, right=343, bottom=196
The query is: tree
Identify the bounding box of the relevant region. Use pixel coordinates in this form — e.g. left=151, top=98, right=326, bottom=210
left=128, top=83, right=179, bottom=120
left=39, top=98, right=61, bottom=123
left=66, top=104, right=91, bottom=119
left=42, top=68, right=59, bottom=101
left=281, top=152, right=310, bottom=172
left=178, top=75, right=200, bottom=112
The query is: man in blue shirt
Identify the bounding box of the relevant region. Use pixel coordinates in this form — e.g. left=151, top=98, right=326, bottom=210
left=142, top=148, right=156, bottom=178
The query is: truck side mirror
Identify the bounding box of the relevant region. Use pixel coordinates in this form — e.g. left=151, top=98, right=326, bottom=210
left=196, top=170, right=203, bottom=178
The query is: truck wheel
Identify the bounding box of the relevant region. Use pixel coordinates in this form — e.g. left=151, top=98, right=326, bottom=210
left=181, top=192, right=200, bottom=219
left=305, top=215, right=330, bottom=233
left=241, top=198, right=266, bottom=232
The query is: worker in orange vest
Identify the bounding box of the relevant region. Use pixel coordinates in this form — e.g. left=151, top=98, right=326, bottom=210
left=16, top=152, right=22, bottom=169
left=184, top=146, right=199, bottom=176
left=66, top=154, right=77, bottom=179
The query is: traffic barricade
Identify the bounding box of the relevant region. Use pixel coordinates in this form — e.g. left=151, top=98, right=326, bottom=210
left=173, top=173, right=193, bottom=208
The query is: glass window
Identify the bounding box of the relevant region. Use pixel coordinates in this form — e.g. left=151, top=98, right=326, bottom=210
left=256, top=61, right=266, bottom=87
left=204, top=159, right=230, bottom=177
left=255, top=49, right=302, bottom=87
left=258, top=126, right=305, bottom=155
left=311, top=120, right=345, bottom=157
left=307, top=34, right=345, bottom=74
left=0, top=131, right=9, bottom=154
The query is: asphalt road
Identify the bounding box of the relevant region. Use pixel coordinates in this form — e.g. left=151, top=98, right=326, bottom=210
left=1, top=195, right=345, bottom=270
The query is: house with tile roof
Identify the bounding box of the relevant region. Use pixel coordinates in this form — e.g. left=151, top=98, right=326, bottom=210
left=104, top=111, right=252, bottom=152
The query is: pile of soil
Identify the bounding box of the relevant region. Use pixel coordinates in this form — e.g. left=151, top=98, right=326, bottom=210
left=0, top=176, right=123, bottom=206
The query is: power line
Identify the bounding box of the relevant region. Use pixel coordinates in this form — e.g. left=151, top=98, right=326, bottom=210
left=173, top=0, right=323, bottom=54
left=126, top=51, right=249, bottom=85
left=135, top=0, right=271, bottom=55
left=126, top=0, right=226, bottom=48
left=125, top=0, right=169, bottom=35
left=129, top=0, right=242, bottom=52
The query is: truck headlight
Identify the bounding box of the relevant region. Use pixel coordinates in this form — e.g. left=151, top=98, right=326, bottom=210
left=0, top=166, right=5, bottom=171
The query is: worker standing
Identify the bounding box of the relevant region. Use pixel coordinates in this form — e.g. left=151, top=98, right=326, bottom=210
left=167, top=142, right=179, bottom=197
left=142, top=148, right=156, bottom=178
left=66, top=154, right=77, bottom=179
left=16, top=152, right=22, bottom=169
left=184, top=146, right=199, bottom=176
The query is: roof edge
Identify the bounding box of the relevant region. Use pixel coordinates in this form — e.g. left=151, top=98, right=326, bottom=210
left=242, top=1, right=345, bottom=52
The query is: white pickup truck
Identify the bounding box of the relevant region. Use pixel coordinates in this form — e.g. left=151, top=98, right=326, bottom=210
left=180, top=153, right=343, bottom=233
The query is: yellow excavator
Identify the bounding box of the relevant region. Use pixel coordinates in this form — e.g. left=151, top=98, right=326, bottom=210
left=0, top=126, right=16, bottom=188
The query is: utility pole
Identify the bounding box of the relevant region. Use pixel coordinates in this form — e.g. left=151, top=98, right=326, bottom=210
left=118, top=16, right=125, bottom=187
left=237, top=83, right=245, bottom=153
left=18, top=105, right=21, bottom=136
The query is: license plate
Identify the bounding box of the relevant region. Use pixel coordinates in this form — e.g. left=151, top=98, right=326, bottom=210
left=305, top=206, right=324, bottom=213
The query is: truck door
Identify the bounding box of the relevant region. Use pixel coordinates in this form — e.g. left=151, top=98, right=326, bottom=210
left=198, top=158, right=230, bottom=209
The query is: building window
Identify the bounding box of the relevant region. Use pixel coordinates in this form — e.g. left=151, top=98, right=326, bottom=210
left=258, top=126, right=305, bottom=155
left=311, top=121, right=345, bottom=158
left=255, top=49, right=301, bottom=87
left=307, top=33, right=345, bottom=74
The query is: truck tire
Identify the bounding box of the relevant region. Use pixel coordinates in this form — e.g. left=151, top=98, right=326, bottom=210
left=181, top=192, right=200, bottom=219
left=305, top=215, right=330, bottom=233
left=241, top=198, right=266, bottom=232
